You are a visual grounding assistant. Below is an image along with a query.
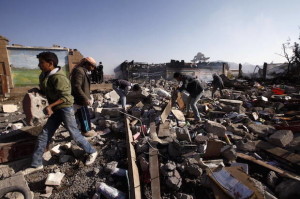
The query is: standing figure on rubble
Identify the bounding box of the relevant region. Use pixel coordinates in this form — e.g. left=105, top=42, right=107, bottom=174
left=112, top=79, right=141, bottom=111
left=23, top=52, right=98, bottom=175
left=70, top=57, right=97, bottom=137
left=97, top=62, right=104, bottom=83
left=211, top=73, right=224, bottom=99
left=173, top=72, right=204, bottom=122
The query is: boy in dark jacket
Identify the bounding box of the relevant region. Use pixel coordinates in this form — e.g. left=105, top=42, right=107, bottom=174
left=23, top=52, right=97, bottom=175
left=174, top=72, right=203, bottom=121
left=211, top=73, right=224, bottom=98
left=71, top=57, right=97, bottom=137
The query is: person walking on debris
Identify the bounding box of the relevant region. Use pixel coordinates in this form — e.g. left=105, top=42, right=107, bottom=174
left=23, top=52, right=97, bottom=175
left=70, top=57, right=97, bottom=137
left=211, top=73, right=224, bottom=99
left=112, top=79, right=141, bottom=111
left=173, top=72, right=204, bottom=122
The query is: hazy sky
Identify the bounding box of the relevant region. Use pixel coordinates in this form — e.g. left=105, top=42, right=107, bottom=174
left=1, top=0, right=300, bottom=74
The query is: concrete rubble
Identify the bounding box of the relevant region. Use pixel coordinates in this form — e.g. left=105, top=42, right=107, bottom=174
left=1, top=76, right=300, bottom=198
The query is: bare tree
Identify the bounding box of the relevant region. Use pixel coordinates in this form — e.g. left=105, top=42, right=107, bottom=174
left=276, top=38, right=294, bottom=74
left=191, top=52, right=210, bottom=63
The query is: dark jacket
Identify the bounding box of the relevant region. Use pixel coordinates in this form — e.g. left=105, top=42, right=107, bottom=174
left=178, top=75, right=203, bottom=97
left=212, top=74, right=224, bottom=89
left=113, top=79, right=131, bottom=90
left=70, top=66, right=91, bottom=106
left=39, top=67, right=74, bottom=111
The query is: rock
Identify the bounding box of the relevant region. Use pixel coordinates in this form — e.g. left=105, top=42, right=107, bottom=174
left=165, top=169, right=182, bottom=191
left=219, top=99, right=243, bottom=113
left=236, top=140, right=257, bottom=152
left=221, top=145, right=237, bottom=162
left=275, top=179, right=300, bottom=199
left=138, top=155, right=149, bottom=172
left=22, top=92, right=48, bottom=125
left=1, top=104, right=18, bottom=113
left=42, top=151, right=52, bottom=162
left=175, top=127, right=191, bottom=142
left=267, top=171, right=279, bottom=188
left=59, top=155, right=74, bottom=163
left=176, top=193, right=194, bottom=199
left=204, top=120, right=226, bottom=137
left=194, top=135, right=208, bottom=144
left=50, top=144, right=62, bottom=155
left=268, top=130, right=293, bottom=147
left=45, top=172, right=65, bottom=186
left=247, top=123, right=275, bottom=137
left=226, top=123, right=246, bottom=136
left=0, top=166, right=15, bottom=180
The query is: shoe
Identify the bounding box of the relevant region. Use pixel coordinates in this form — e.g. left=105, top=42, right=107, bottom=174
left=82, top=130, right=97, bottom=137
left=85, top=151, right=98, bottom=166
left=22, top=165, right=44, bottom=175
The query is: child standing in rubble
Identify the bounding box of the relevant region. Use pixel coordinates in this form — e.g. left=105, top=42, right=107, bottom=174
left=173, top=72, right=204, bottom=122
left=70, top=57, right=97, bottom=137
left=112, top=79, right=141, bottom=111
left=211, top=73, right=224, bottom=99
left=23, top=52, right=98, bottom=175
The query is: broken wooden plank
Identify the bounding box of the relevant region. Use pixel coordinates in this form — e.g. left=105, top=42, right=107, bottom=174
left=158, top=121, right=171, bottom=138
left=176, top=92, right=185, bottom=110
left=256, top=140, right=300, bottom=169
left=237, top=152, right=300, bottom=181
left=160, top=100, right=172, bottom=124
left=125, top=118, right=141, bottom=199
left=149, top=144, right=161, bottom=199
left=171, top=109, right=185, bottom=121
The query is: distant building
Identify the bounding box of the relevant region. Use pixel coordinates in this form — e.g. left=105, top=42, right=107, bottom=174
left=114, top=59, right=229, bottom=82
left=0, top=35, right=84, bottom=96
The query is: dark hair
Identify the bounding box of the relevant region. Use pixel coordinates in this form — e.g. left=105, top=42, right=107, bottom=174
left=37, top=52, right=58, bottom=67
left=132, top=84, right=141, bottom=91
left=173, top=72, right=182, bottom=78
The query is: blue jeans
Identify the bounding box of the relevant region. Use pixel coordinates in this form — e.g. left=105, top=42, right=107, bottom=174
left=31, top=107, right=96, bottom=167
left=113, top=86, right=127, bottom=109
left=186, top=93, right=202, bottom=120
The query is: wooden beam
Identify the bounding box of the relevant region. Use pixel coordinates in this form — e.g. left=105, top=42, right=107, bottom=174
left=237, top=152, right=300, bottom=181
left=124, top=118, right=141, bottom=199
left=149, top=123, right=161, bottom=199
left=160, top=100, right=172, bottom=123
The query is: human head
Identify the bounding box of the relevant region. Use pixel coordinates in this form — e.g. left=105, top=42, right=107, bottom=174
left=37, top=52, right=58, bottom=67
left=81, top=57, right=97, bottom=71
left=173, top=72, right=183, bottom=81
left=132, top=84, right=141, bottom=92
left=37, top=52, right=58, bottom=72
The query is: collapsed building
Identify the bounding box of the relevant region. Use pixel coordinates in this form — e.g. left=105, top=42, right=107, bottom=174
left=1, top=70, right=300, bottom=198
left=114, top=60, right=229, bottom=83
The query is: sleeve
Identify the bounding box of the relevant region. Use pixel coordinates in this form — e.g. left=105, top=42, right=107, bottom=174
left=52, top=76, right=73, bottom=103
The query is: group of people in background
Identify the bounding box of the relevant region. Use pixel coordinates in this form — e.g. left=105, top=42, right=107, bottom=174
left=23, top=51, right=224, bottom=174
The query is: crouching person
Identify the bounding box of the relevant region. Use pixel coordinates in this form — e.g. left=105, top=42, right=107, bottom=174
left=112, top=79, right=141, bottom=111
left=23, top=52, right=97, bottom=175
left=174, top=72, right=204, bottom=122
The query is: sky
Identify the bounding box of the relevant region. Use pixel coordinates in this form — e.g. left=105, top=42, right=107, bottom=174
left=1, top=0, right=300, bottom=74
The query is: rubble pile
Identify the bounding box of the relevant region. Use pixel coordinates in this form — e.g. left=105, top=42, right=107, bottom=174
left=0, top=78, right=300, bottom=198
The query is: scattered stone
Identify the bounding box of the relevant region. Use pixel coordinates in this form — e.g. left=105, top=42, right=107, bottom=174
left=204, top=120, right=226, bottom=137
left=1, top=104, right=18, bottom=113
left=248, top=123, right=275, bottom=137
left=268, top=130, right=293, bottom=147
left=45, top=172, right=65, bottom=186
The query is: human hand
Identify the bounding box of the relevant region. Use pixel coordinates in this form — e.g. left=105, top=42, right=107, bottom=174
left=44, top=106, right=53, bottom=116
